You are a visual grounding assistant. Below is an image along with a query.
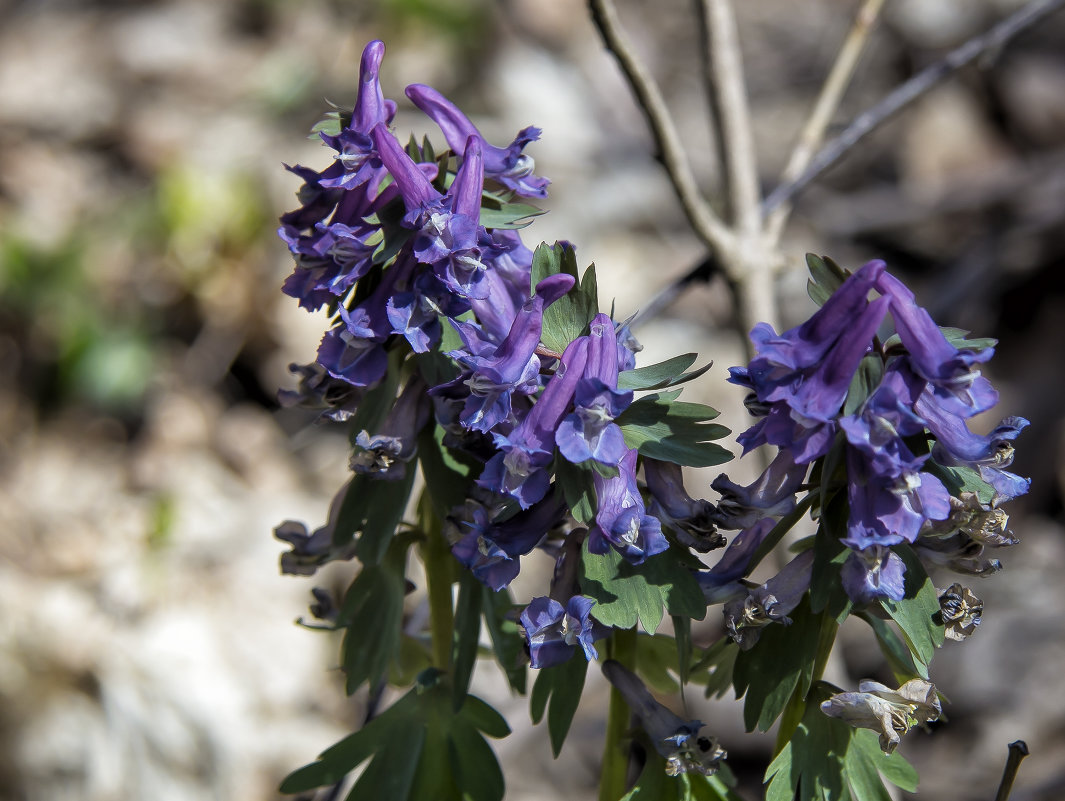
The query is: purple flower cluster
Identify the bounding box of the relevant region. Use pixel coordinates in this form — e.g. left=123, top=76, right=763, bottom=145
left=278, top=41, right=726, bottom=672
left=727, top=260, right=1028, bottom=606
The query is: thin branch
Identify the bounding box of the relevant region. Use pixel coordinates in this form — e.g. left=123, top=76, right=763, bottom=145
left=765, top=0, right=886, bottom=245
left=699, top=0, right=761, bottom=236
left=762, top=0, right=1065, bottom=215
left=693, top=1, right=731, bottom=212
left=588, top=0, right=735, bottom=257
left=994, top=740, right=1030, bottom=801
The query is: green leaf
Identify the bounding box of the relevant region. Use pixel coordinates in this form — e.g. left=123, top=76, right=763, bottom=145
left=354, top=462, right=417, bottom=565
left=764, top=683, right=852, bottom=801
left=531, top=242, right=599, bottom=353
left=580, top=542, right=706, bottom=633
left=859, top=612, right=928, bottom=681
left=339, top=564, right=407, bottom=694
left=634, top=633, right=682, bottom=694
left=881, top=545, right=944, bottom=666
left=843, top=733, right=894, bottom=801
left=925, top=460, right=996, bottom=504
left=940, top=326, right=997, bottom=352
left=418, top=426, right=474, bottom=521
left=808, top=504, right=852, bottom=621
left=460, top=695, right=512, bottom=739
left=851, top=729, right=920, bottom=792
left=449, top=717, right=505, bottom=801
left=616, top=394, right=732, bottom=468
left=843, top=353, right=885, bottom=417
left=674, top=615, right=692, bottom=687
left=733, top=598, right=821, bottom=732
left=452, top=571, right=483, bottom=709
left=617, top=353, right=713, bottom=392
left=482, top=588, right=527, bottom=694
left=529, top=656, right=588, bottom=757
left=346, top=351, right=403, bottom=445
left=700, top=641, right=739, bottom=700
left=554, top=457, right=597, bottom=524
left=806, top=253, right=849, bottom=308
left=479, top=202, right=545, bottom=230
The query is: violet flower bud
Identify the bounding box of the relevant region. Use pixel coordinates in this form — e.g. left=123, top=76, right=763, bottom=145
left=710, top=451, right=807, bottom=531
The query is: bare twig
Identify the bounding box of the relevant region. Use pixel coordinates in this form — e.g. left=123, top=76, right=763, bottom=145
left=762, top=0, right=1065, bottom=215
left=587, top=0, right=735, bottom=258
left=994, top=740, right=1030, bottom=801
left=765, top=0, right=886, bottom=245
left=699, top=0, right=761, bottom=236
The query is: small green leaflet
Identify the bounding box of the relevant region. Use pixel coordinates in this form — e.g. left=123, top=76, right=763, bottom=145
left=531, top=241, right=599, bottom=353
left=280, top=683, right=510, bottom=801
left=617, top=353, right=714, bottom=392
left=805, top=253, right=849, bottom=308
left=926, top=459, right=996, bottom=504
left=482, top=588, right=527, bottom=694
left=580, top=541, right=706, bottom=633
left=616, top=392, right=732, bottom=468
left=338, top=563, right=406, bottom=695
left=880, top=545, right=945, bottom=666
left=764, top=683, right=850, bottom=801
left=732, top=598, right=821, bottom=732
left=553, top=457, right=596, bottom=524
left=479, top=202, right=545, bottom=230
left=529, top=654, right=588, bottom=757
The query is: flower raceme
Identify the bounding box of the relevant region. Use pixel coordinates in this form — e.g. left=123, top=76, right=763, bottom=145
left=275, top=39, right=1030, bottom=799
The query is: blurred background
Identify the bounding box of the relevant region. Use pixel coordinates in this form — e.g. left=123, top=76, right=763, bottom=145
left=0, top=0, right=1062, bottom=799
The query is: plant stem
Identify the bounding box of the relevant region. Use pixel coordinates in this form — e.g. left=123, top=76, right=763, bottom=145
left=599, top=626, right=638, bottom=801
left=419, top=492, right=454, bottom=672
left=994, top=740, right=1030, bottom=801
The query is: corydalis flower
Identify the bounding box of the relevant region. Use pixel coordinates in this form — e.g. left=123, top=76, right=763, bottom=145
left=519, top=595, right=606, bottom=668
left=724, top=550, right=813, bottom=649
left=406, top=83, right=549, bottom=198
left=602, top=659, right=726, bottom=776
left=840, top=545, right=906, bottom=605
left=710, top=451, right=807, bottom=531
left=924, top=491, right=1019, bottom=547
left=350, top=376, right=431, bottom=479
left=588, top=448, right=669, bottom=564
left=821, top=678, right=941, bottom=753
left=939, top=582, right=983, bottom=641
left=644, top=459, right=725, bottom=553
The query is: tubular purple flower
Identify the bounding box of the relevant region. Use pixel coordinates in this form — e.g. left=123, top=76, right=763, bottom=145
left=601, top=659, right=727, bottom=776
left=350, top=376, right=431, bottom=479
left=644, top=459, right=725, bottom=553
left=588, top=449, right=670, bottom=564
left=520, top=595, right=606, bottom=668
left=839, top=366, right=927, bottom=478
left=316, top=327, right=388, bottom=388
left=710, top=451, right=807, bottom=530
left=876, top=270, right=997, bottom=417
left=843, top=448, right=950, bottom=551
left=449, top=274, right=574, bottom=433
left=840, top=546, right=906, bottom=605
left=317, top=41, right=396, bottom=191
left=724, top=550, right=813, bottom=649
left=450, top=492, right=566, bottom=591
left=915, top=394, right=1030, bottom=502
left=406, top=83, right=550, bottom=198
left=698, top=517, right=776, bottom=604
left=478, top=335, right=590, bottom=508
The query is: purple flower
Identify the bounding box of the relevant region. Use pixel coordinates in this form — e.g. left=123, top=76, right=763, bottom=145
left=372, top=126, right=490, bottom=299
left=556, top=315, right=633, bottom=468
left=601, top=659, right=726, bottom=776
left=450, top=492, right=566, bottom=590
left=406, top=83, right=550, bottom=198
left=735, top=261, right=890, bottom=462
left=915, top=394, right=1030, bottom=502
left=317, top=41, right=396, bottom=191
left=697, top=518, right=776, bottom=604
left=520, top=595, right=606, bottom=668
left=710, top=451, right=807, bottom=530
left=843, top=448, right=950, bottom=551
left=876, top=270, right=997, bottom=417
left=840, top=546, right=906, bottom=605
left=588, top=448, right=669, bottom=564
left=644, top=459, right=724, bottom=553
left=839, top=366, right=927, bottom=478
left=316, top=327, right=388, bottom=388
left=478, top=335, right=590, bottom=508
left=724, top=550, right=813, bottom=649
left=448, top=273, right=574, bottom=433
left=350, top=376, right=431, bottom=479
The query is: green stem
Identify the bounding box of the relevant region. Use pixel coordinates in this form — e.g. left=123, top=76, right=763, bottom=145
left=599, top=627, right=638, bottom=801
left=745, top=490, right=818, bottom=577
left=419, top=492, right=454, bottom=672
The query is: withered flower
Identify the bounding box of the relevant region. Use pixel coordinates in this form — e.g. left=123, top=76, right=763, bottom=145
left=821, top=678, right=941, bottom=753
left=939, top=582, right=983, bottom=641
